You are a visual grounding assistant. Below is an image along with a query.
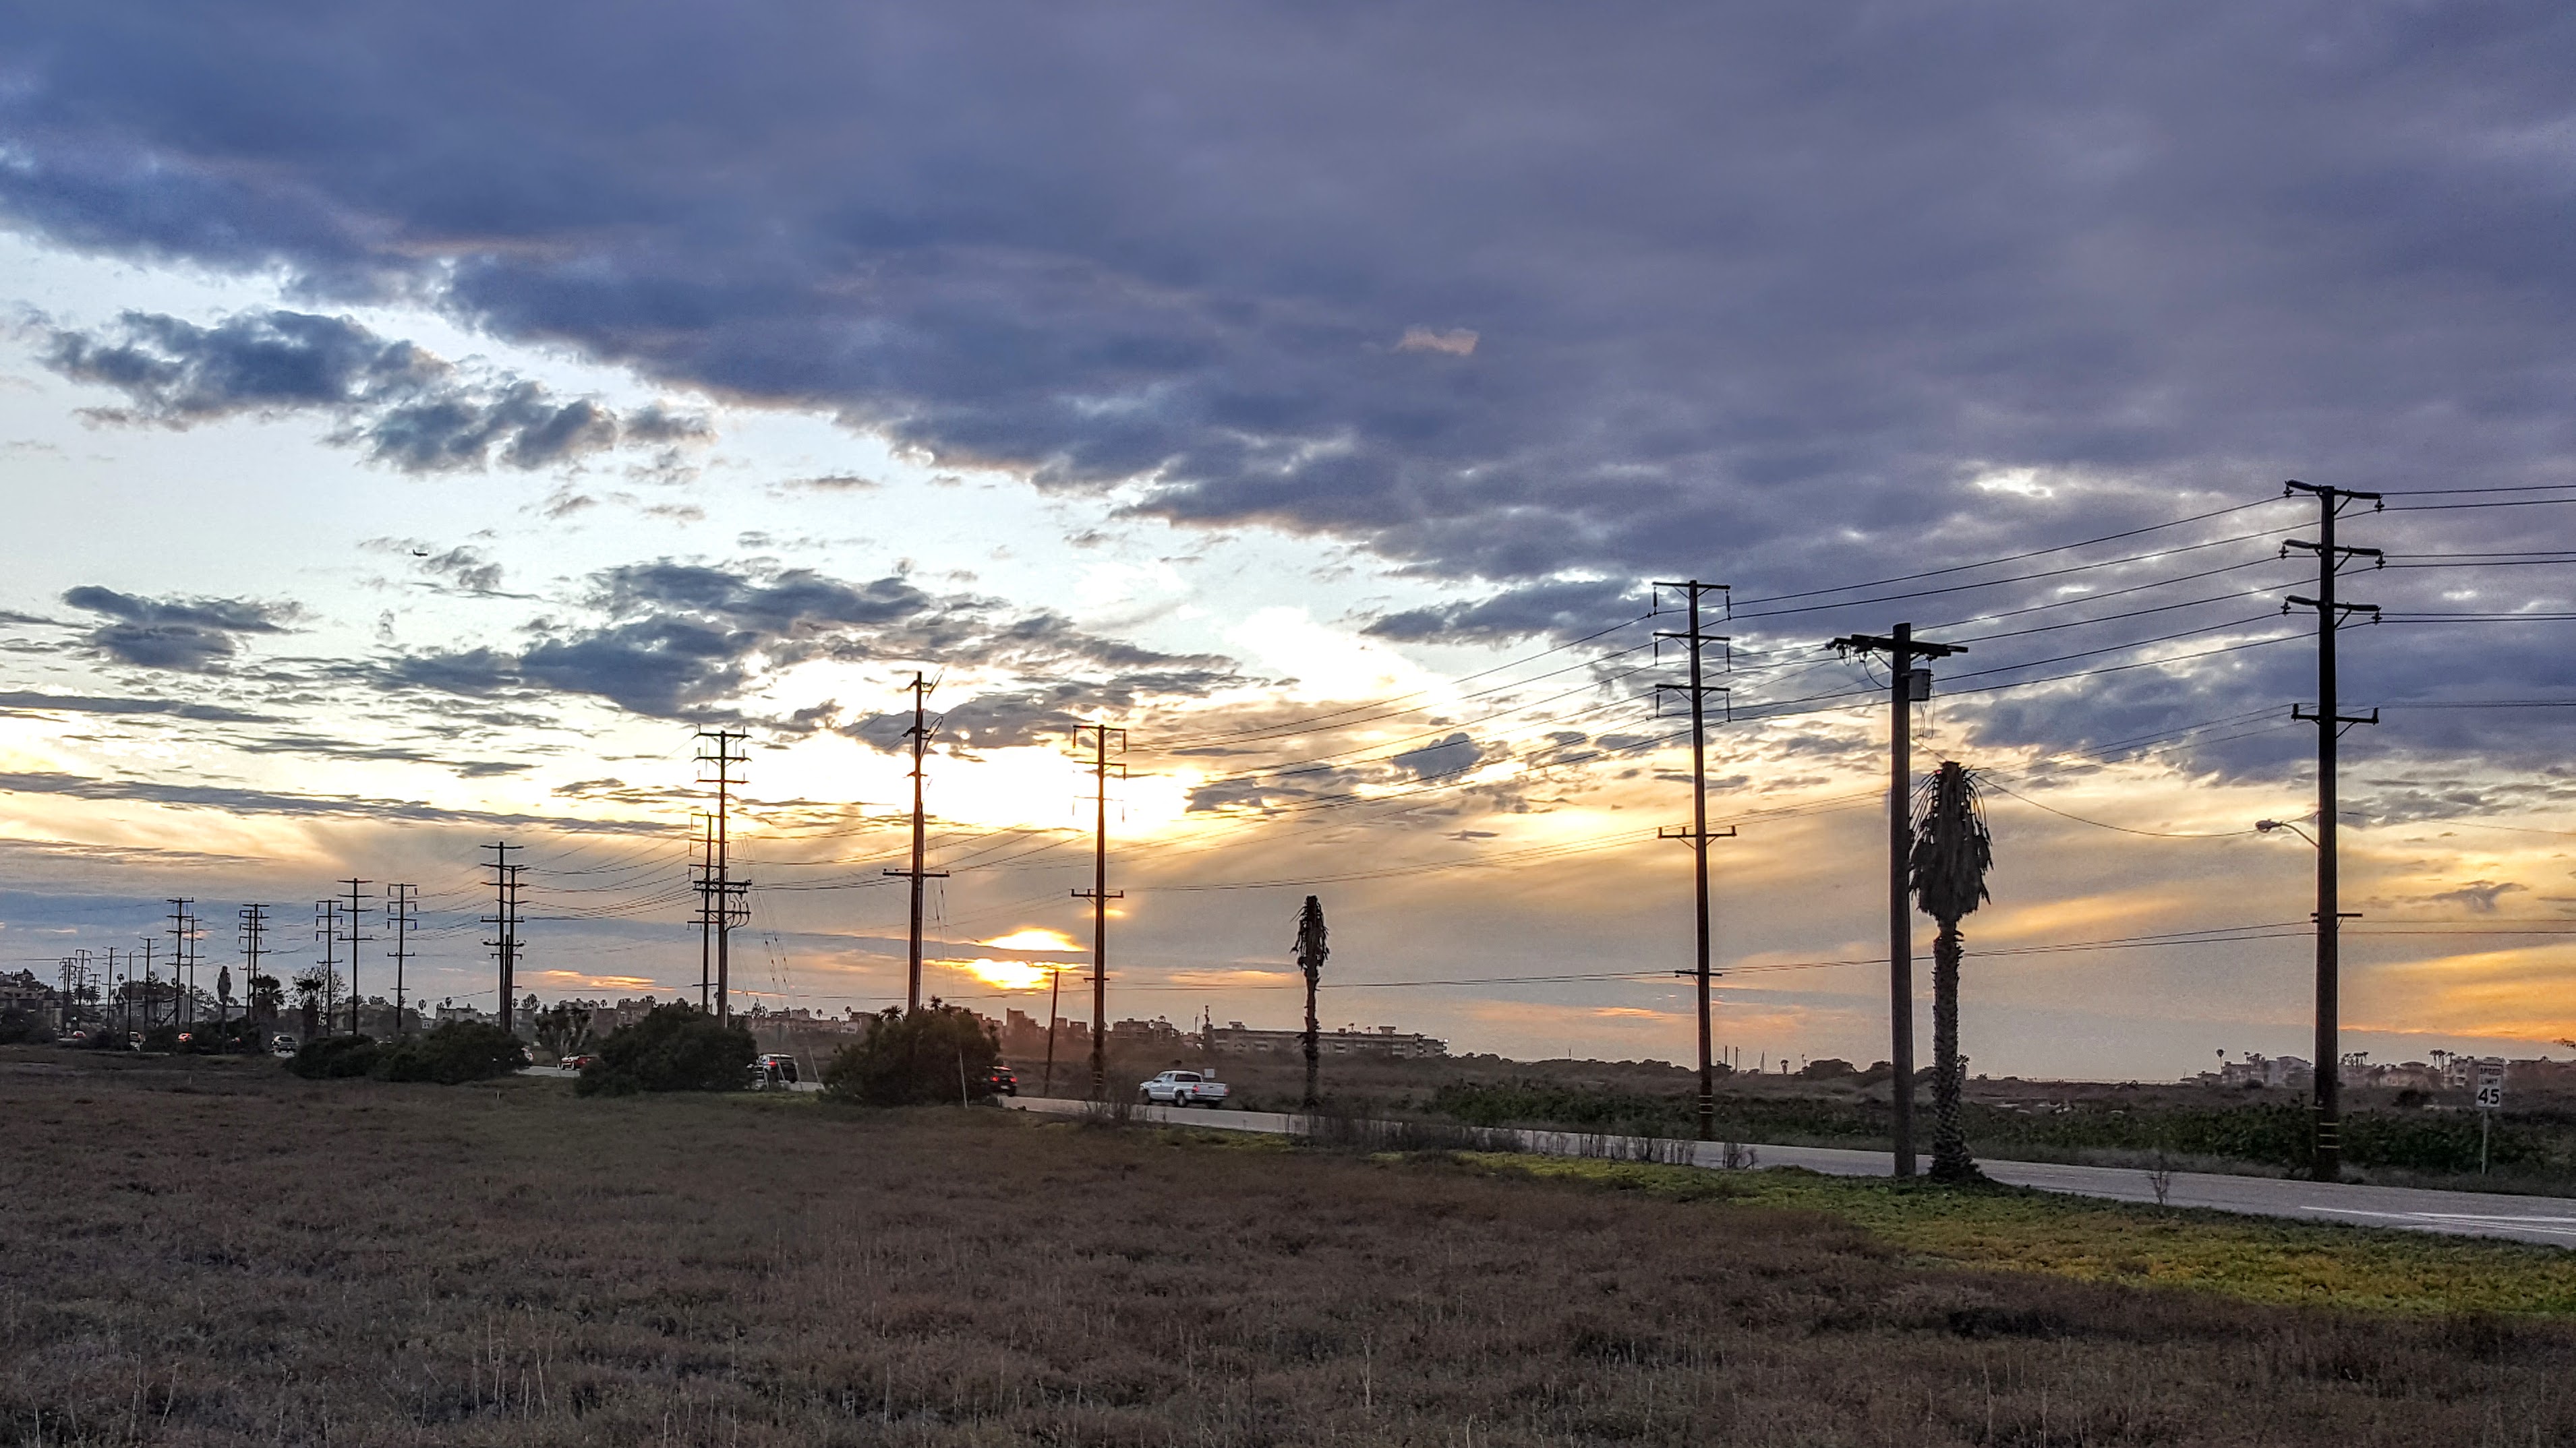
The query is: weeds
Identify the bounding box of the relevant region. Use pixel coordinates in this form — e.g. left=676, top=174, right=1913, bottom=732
left=6, top=1049, right=2576, bottom=1446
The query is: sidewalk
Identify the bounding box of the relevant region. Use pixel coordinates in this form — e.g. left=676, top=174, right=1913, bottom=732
left=1005, top=1095, right=2576, bottom=1247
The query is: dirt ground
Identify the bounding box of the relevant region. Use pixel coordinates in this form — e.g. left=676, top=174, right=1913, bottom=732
left=5, top=1046, right=2574, bottom=1446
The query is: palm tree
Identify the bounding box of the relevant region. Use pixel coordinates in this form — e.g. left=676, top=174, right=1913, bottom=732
left=1908, top=760, right=1992, bottom=1183
left=1295, top=895, right=1329, bottom=1110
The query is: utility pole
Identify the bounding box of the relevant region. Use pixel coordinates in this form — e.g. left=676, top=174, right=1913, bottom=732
left=483, top=842, right=523, bottom=1035
left=2283, top=479, right=2382, bottom=1183
left=883, top=675, right=948, bottom=1013
left=238, top=905, right=267, bottom=1029
left=697, top=729, right=749, bottom=1021
left=315, top=899, right=341, bottom=1027
left=1827, top=622, right=1964, bottom=1178
left=340, top=879, right=373, bottom=1036
left=1070, top=723, right=1128, bottom=1100
left=693, top=810, right=714, bottom=1012
left=166, top=899, right=194, bottom=1028
left=1654, top=580, right=1734, bottom=1143
left=386, top=884, right=417, bottom=1037
left=138, top=937, right=157, bottom=1031
left=1042, top=962, right=1064, bottom=1097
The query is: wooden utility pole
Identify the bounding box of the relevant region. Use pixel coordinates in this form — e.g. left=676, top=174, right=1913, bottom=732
left=883, top=675, right=949, bottom=1013
left=386, top=884, right=417, bottom=1037
left=697, top=729, right=749, bottom=1021
left=340, top=879, right=372, bottom=1036
left=166, top=899, right=194, bottom=1028
left=482, top=842, right=523, bottom=1033
left=1071, top=723, right=1127, bottom=1099
left=237, top=905, right=267, bottom=1028
left=1654, top=580, right=1734, bottom=1142
left=1827, top=623, right=1963, bottom=1178
left=1041, top=961, right=1063, bottom=1096
left=1295, top=895, right=1329, bottom=1110
left=314, top=899, right=340, bottom=1027
left=2283, top=479, right=2381, bottom=1182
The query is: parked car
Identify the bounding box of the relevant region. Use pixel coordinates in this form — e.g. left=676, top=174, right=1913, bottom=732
left=983, top=1064, right=1018, bottom=1096
left=269, top=1033, right=298, bottom=1058
left=748, top=1053, right=799, bottom=1089
left=559, top=1054, right=596, bottom=1070
left=1139, top=1070, right=1229, bottom=1107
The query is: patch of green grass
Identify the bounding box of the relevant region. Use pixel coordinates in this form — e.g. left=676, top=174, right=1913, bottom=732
left=1461, top=1153, right=2576, bottom=1316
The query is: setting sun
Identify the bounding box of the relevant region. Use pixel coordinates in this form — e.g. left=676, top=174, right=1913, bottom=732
left=980, top=928, right=1080, bottom=953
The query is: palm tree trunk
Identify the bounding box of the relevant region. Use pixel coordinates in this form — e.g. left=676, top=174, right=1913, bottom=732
left=1929, top=918, right=1978, bottom=1181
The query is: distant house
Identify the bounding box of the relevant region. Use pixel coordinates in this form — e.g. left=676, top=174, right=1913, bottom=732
left=2212, top=1053, right=2310, bottom=1089
left=0, top=969, right=50, bottom=1021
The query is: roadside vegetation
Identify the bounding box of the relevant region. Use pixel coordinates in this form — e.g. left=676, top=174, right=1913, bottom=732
left=575, top=1001, right=755, bottom=1095
left=821, top=1002, right=1001, bottom=1106
left=5, top=1048, right=2576, bottom=1447
left=1470, top=1154, right=2576, bottom=1316
left=1424, top=1078, right=2576, bottom=1191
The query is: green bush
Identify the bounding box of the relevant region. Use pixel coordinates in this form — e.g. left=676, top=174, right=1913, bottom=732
left=0, top=1007, right=48, bottom=1045
left=287, top=1033, right=382, bottom=1079
left=821, top=1004, right=1001, bottom=1107
left=372, top=1021, right=528, bottom=1084
left=576, top=1004, right=754, bottom=1096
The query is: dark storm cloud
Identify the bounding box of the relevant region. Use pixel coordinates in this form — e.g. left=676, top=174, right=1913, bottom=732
left=382, top=560, right=1241, bottom=722
left=40, top=309, right=707, bottom=472
left=0, top=770, right=660, bottom=831
left=61, top=585, right=295, bottom=671
left=1391, top=732, right=1483, bottom=781
left=3, top=1, right=2573, bottom=777
left=1366, top=580, right=1642, bottom=645
left=0, top=690, right=274, bottom=723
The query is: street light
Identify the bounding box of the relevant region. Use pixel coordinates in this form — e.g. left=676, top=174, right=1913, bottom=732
left=2255, top=818, right=2318, bottom=849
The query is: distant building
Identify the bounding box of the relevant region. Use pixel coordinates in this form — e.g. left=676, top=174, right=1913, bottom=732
left=2211, top=1052, right=2309, bottom=1089
left=0, top=969, right=50, bottom=1020
left=1207, top=1021, right=1448, bottom=1060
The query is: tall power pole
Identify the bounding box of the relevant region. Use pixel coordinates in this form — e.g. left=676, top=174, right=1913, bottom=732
left=238, top=905, right=267, bottom=1027
left=340, top=878, right=373, bottom=1037
left=315, top=899, right=341, bottom=1025
left=137, top=938, right=157, bottom=1030
left=166, top=899, right=195, bottom=1027
left=1655, top=580, right=1734, bottom=1142
left=483, top=842, right=523, bottom=1033
left=2283, top=479, right=2382, bottom=1182
left=883, top=675, right=948, bottom=1013
left=697, top=729, right=749, bottom=1021
left=1070, top=723, right=1127, bottom=1099
left=386, top=884, right=417, bottom=1037
left=1827, top=623, right=1964, bottom=1178
left=693, top=810, right=715, bottom=1011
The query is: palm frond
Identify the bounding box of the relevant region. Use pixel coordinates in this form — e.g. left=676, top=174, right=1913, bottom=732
left=1908, top=760, right=1992, bottom=922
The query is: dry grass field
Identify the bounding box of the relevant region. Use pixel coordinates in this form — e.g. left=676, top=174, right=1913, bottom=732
left=5, top=1049, right=2576, bottom=1447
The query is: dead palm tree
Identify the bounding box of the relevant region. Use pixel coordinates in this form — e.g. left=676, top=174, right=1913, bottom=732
left=1908, top=760, right=1992, bottom=1183
left=1295, top=896, right=1328, bottom=1110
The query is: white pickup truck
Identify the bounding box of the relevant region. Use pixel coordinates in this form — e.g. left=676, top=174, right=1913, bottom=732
left=1139, top=1070, right=1230, bottom=1108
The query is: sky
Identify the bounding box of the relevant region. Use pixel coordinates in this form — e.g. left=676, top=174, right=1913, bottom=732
left=1, top=1, right=2572, bottom=1080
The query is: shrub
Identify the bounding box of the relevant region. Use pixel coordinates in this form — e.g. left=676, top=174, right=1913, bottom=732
left=373, top=1021, right=529, bottom=1084
left=288, top=1033, right=382, bottom=1079
left=0, top=1007, right=48, bottom=1045
left=821, top=1004, right=1001, bottom=1107
left=577, top=1004, right=753, bottom=1096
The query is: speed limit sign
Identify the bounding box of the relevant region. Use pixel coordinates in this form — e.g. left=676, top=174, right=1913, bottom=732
left=2476, top=1063, right=2506, bottom=1112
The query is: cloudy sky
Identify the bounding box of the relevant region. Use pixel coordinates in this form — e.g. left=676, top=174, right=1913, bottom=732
left=1, top=1, right=2572, bottom=1078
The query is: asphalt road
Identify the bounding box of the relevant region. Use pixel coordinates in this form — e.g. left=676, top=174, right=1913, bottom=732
left=1004, top=1095, right=2576, bottom=1248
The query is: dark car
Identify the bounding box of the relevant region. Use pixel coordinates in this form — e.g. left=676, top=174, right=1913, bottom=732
left=984, top=1064, right=1018, bottom=1096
